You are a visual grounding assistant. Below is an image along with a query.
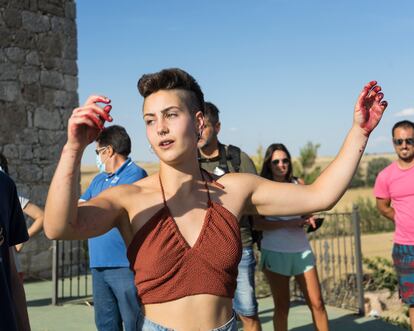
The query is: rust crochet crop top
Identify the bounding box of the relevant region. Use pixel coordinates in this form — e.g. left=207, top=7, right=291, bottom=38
left=127, top=175, right=242, bottom=305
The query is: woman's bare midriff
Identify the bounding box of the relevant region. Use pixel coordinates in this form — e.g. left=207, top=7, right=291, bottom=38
left=142, top=294, right=233, bottom=330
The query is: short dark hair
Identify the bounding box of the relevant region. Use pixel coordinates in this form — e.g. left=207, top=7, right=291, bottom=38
left=204, top=102, right=220, bottom=126
left=96, top=125, right=131, bottom=157
left=0, top=152, right=9, bottom=174
left=137, top=68, right=204, bottom=114
left=392, top=120, right=414, bottom=137
left=260, top=143, right=293, bottom=182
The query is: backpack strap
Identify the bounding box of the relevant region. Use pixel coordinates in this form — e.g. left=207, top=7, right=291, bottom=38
left=227, top=145, right=241, bottom=173
left=218, top=143, right=230, bottom=173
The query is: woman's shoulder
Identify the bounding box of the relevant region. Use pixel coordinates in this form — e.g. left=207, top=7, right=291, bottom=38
left=212, top=172, right=262, bottom=192
left=100, top=174, right=159, bottom=199
left=215, top=171, right=258, bottom=181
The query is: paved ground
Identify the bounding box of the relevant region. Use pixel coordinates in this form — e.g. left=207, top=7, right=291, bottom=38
left=25, top=280, right=407, bottom=331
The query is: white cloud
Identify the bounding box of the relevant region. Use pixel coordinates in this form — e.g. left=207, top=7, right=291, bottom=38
left=395, top=108, right=414, bottom=117
left=229, top=127, right=238, bottom=132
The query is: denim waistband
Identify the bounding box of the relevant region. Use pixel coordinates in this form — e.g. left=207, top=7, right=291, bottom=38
left=137, top=311, right=237, bottom=331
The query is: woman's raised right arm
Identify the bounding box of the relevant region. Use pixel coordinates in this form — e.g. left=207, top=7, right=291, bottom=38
left=44, top=95, right=116, bottom=240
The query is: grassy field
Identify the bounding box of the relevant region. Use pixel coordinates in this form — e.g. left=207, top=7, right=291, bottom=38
left=301, top=152, right=395, bottom=212
left=332, top=187, right=375, bottom=212
left=80, top=171, right=376, bottom=211
left=80, top=162, right=159, bottom=193
left=81, top=152, right=395, bottom=208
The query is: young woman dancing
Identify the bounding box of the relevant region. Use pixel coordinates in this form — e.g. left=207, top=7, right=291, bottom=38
left=44, top=68, right=387, bottom=331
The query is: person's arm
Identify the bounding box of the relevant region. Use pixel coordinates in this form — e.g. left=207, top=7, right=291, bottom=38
left=15, top=202, right=45, bottom=252
left=25, top=203, right=44, bottom=238
left=9, top=247, right=31, bottom=331
left=44, top=95, right=124, bottom=240
left=376, top=198, right=395, bottom=221
left=245, top=81, right=387, bottom=217
left=254, top=211, right=316, bottom=231
left=253, top=216, right=308, bottom=230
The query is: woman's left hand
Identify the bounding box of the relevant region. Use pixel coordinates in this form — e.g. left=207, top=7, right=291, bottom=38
left=354, top=81, right=388, bottom=137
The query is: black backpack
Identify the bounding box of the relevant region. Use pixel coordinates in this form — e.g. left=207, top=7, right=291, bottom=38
left=218, top=143, right=241, bottom=173
left=217, top=144, right=262, bottom=248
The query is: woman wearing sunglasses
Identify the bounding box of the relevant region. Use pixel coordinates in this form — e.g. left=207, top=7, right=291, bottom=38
left=256, top=144, right=328, bottom=331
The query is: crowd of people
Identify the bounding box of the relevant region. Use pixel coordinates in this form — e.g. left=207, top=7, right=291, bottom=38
left=6, top=67, right=414, bottom=331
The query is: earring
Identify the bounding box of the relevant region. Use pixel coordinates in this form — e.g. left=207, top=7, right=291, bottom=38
left=149, top=144, right=154, bottom=154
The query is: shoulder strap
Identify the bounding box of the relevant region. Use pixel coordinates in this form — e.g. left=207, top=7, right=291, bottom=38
left=227, top=145, right=241, bottom=173
left=158, top=175, right=167, bottom=206
left=218, top=143, right=230, bottom=173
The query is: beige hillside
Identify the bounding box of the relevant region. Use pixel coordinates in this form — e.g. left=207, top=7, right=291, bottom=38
left=80, top=162, right=159, bottom=194
left=309, top=153, right=395, bottom=211
left=80, top=152, right=395, bottom=211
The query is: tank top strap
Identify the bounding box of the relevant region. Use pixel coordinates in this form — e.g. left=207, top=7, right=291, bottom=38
left=158, top=175, right=167, bottom=206
left=200, top=169, right=212, bottom=206
left=158, top=171, right=212, bottom=207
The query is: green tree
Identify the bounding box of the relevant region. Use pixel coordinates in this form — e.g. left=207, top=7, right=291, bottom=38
left=354, top=197, right=394, bottom=233
left=366, top=157, right=392, bottom=187
left=349, top=166, right=365, bottom=188
left=292, top=160, right=302, bottom=178
left=298, top=141, right=321, bottom=184
left=251, top=144, right=264, bottom=174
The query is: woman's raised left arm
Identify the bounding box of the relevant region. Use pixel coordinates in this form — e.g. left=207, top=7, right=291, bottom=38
left=245, top=81, right=387, bottom=217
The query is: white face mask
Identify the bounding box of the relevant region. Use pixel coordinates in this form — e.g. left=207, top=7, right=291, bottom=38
left=95, top=147, right=109, bottom=173
left=96, top=154, right=106, bottom=173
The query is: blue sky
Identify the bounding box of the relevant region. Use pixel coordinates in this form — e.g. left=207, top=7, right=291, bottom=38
left=77, top=1, right=414, bottom=165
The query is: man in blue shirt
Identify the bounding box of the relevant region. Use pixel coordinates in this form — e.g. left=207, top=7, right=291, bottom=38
left=80, top=125, right=147, bottom=331
left=0, top=171, right=30, bottom=331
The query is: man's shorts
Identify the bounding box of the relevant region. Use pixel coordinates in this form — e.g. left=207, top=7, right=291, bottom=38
left=233, top=246, right=259, bottom=317
left=392, top=243, right=414, bottom=305
left=259, top=249, right=315, bottom=276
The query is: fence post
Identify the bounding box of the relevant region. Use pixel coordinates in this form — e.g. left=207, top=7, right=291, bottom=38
left=352, top=205, right=365, bottom=316
left=52, top=240, right=59, bottom=305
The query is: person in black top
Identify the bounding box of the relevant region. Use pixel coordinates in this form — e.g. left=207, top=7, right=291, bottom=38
left=0, top=171, right=30, bottom=331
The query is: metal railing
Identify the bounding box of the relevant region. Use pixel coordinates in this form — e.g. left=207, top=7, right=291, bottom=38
left=292, top=206, right=365, bottom=314
left=52, top=240, right=91, bottom=305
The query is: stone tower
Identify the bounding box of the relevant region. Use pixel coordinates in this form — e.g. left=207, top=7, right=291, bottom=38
left=0, top=0, right=78, bottom=278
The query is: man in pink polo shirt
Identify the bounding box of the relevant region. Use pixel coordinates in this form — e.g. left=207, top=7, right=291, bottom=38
left=374, top=120, right=414, bottom=330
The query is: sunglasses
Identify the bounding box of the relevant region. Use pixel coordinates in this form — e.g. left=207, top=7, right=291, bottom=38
left=393, top=138, right=414, bottom=146
left=95, top=146, right=108, bottom=155
left=271, top=158, right=290, bottom=165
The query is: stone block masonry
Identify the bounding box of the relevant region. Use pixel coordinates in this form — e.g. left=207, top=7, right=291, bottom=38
left=0, top=0, right=78, bottom=279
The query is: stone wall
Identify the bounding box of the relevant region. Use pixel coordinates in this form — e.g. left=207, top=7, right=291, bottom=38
left=0, top=0, right=78, bottom=279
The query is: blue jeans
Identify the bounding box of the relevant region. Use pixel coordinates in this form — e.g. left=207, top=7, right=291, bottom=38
left=92, top=267, right=140, bottom=331
left=137, top=312, right=237, bottom=330
left=233, top=246, right=259, bottom=316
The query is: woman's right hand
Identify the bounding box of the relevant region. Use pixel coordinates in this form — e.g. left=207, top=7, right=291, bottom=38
left=67, top=95, right=113, bottom=151
left=302, top=215, right=316, bottom=229
left=287, top=216, right=315, bottom=228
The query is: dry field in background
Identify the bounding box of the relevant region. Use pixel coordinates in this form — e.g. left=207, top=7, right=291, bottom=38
left=80, top=154, right=395, bottom=256
left=307, top=152, right=395, bottom=212
left=80, top=162, right=159, bottom=193
left=81, top=152, right=395, bottom=207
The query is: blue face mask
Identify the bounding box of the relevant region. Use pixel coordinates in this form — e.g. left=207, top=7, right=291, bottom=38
left=96, top=154, right=106, bottom=173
